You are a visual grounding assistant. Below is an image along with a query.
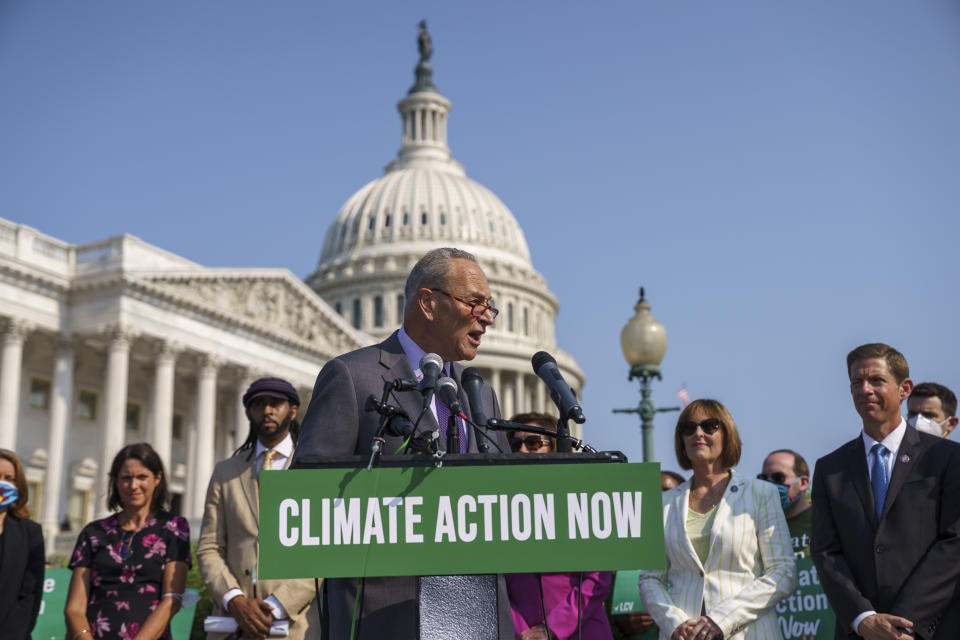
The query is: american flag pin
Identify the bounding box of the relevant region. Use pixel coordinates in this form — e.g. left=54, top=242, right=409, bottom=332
left=900, top=454, right=910, bottom=464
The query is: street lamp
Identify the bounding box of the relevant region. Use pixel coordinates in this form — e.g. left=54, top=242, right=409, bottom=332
left=613, top=287, right=680, bottom=462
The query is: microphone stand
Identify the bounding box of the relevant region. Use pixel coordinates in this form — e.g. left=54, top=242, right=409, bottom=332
left=446, top=412, right=460, bottom=454
left=555, top=416, right=572, bottom=453
left=365, top=378, right=416, bottom=470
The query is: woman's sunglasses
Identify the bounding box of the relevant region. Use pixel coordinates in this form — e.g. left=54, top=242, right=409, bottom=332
left=120, top=530, right=135, bottom=560
left=757, top=472, right=788, bottom=485
left=510, top=435, right=552, bottom=452
left=677, top=418, right=723, bottom=437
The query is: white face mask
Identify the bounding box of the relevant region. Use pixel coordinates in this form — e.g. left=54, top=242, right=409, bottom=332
left=908, top=414, right=946, bottom=437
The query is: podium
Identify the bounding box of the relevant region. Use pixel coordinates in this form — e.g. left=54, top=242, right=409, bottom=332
left=262, top=452, right=660, bottom=640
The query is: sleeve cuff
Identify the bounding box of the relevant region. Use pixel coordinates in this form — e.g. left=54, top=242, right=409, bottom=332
left=853, top=611, right=877, bottom=635
left=223, top=588, right=245, bottom=611
left=264, top=595, right=288, bottom=620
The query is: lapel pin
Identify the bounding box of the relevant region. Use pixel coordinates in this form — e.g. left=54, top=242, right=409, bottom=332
left=900, top=454, right=910, bottom=464
left=731, top=485, right=738, bottom=492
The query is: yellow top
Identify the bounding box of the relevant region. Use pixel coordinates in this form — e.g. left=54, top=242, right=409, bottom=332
left=685, top=502, right=719, bottom=567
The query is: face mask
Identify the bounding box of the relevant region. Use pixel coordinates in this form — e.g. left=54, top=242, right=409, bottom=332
left=776, top=480, right=800, bottom=511
left=909, top=414, right=946, bottom=437
left=0, top=480, right=19, bottom=508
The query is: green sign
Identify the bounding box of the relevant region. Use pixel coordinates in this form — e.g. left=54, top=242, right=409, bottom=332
left=260, top=462, right=665, bottom=579
left=609, top=569, right=658, bottom=640
left=775, top=557, right=835, bottom=640
left=33, top=568, right=198, bottom=640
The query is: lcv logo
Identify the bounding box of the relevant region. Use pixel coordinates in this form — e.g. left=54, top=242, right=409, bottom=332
left=277, top=491, right=644, bottom=547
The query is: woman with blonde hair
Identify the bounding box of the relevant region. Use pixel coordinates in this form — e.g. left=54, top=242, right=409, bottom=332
left=639, top=399, right=795, bottom=640
left=0, top=448, right=45, bottom=640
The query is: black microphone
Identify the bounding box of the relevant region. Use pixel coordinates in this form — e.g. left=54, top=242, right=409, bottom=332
left=532, top=351, right=586, bottom=424
left=418, top=353, right=443, bottom=394
left=461, top=367, right=491, bottom=454
left=435, top=376, right=462, bottom=415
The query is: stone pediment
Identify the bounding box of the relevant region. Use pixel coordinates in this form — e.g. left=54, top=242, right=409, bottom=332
left=132, top=269, right=370, bottom=356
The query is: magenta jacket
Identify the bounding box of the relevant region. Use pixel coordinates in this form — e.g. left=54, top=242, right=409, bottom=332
left=506, top=571, right=614, bottom=640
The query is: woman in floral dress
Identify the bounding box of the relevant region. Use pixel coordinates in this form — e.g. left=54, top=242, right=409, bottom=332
left=65, top=443, right=191, bottom=640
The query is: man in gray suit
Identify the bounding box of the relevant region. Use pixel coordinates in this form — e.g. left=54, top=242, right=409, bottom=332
left=292, top=247, right=514, bottom=640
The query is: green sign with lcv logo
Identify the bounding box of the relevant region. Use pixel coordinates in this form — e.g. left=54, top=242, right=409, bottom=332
left=259, top=462, right=665, bottom=579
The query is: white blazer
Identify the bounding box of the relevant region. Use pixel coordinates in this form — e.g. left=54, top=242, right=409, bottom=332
left=638, top=471, right=796, bottom=640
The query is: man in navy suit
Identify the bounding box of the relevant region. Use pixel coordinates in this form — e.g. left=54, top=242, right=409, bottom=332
left=812, top=343, right=960, bottom=640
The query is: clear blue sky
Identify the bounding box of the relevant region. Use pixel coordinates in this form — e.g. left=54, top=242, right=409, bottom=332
left=3, top=1, right=958, bottom=475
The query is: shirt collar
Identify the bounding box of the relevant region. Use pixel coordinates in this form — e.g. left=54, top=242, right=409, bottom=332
left=861, top=417, right=907, bottom=458
left=255, top=432, right=294, bottom=461
left=398, top=325, right=448, bottom=378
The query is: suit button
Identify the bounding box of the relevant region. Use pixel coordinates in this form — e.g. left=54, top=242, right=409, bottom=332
left=699, top=570, right=704, bottom=577
left=875, top=545, right=885, bottom=553
left=245, top=569, right=251, bottom=575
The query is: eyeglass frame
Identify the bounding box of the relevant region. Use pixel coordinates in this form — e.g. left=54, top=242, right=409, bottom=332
left=677, top=418, right=723, bottom=437
left=757, top=471, right=790, bottom=485
left=509, top=435, right=553, bottom=452
left=430, top=288, right=499, bottom=320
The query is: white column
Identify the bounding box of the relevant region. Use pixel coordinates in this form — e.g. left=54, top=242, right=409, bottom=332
left=42, top=335, right=74, bottom=541
left=536, top=373, right=546, bottom=414
left=230, top=368, right=254, bottom=458
left=0, top=318, right=31, bottom=450
left=502, top=373, right=515, bottom=420
left=489, top=369, right=501, bottom=416
left=98, top=327, right=134, bottom=516
left=190, top=354, right=219, bottom=522
left=149, top=342, right=180, bottom=471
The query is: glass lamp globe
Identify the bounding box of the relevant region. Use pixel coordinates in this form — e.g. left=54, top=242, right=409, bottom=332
left=620, top=288, right=667, bottom=368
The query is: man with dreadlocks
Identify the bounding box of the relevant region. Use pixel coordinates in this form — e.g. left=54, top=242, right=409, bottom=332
left=197, top=377, right=319, bottom=639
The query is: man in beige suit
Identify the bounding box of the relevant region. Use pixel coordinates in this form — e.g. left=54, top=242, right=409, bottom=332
left=198, top=377, right=319, bottom=639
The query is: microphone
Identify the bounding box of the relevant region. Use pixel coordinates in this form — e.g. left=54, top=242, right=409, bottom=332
left=461, top=367, right=491, bottom=454
left=435, top=377, right=462, bottom=415
left=418, top=353, right=443, bottom=394
left=531, top=351, right=585, bottom=424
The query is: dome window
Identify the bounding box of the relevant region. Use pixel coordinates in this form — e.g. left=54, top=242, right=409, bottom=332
left=369, top=216, right=376, bottom=231
left=440, top=213, right=446, bottom=225
left=403, top=212, right=409, bottom=226
left=374, top=295, right=385, bottom=328
left=488, top=221, right=494, bottom=233
left=396, top=293, right=405, bottom=322
left=334, top=301, right=343, bottom=316
left=507, top=302, right=514, bottom=332
left=352, top=298, right=362, bottom=329
left=421, top=212, right=428, bottom=225
left=384, top=214, right=392, bottom=227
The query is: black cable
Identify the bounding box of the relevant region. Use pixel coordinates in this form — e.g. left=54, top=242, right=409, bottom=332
left=577, top=571, right=583, bottom=640
left=459, top=414, right=507, bottom=454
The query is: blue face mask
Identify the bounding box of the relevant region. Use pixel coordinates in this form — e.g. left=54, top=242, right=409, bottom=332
left=0, top=480, right=19, bottom=508
left=776, top=481, right=800, bottom=511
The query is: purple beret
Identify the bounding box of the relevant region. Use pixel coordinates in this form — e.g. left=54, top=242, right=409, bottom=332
left=242, top=377, right=300, bottom=408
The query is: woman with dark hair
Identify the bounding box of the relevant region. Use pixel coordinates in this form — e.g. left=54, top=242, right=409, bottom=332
left=505, top=412, right=614, bottom=640
left=639, top=399, right=795, bottom=640
left=66, top=443, right=190, bottom=640
left=0, top=448, right=45, bottom=640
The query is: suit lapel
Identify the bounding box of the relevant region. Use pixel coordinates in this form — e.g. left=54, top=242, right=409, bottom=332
left=707, top=472, right=745, bottom=567
left=378, top=332, right=437, bottom=431
left=238, top=454, right=259, bottom=521
left=841, top=438, right=878, bottom=528
left=673, top=483, right=705, bottom=572
left=882, top=426, right=921, bottom=520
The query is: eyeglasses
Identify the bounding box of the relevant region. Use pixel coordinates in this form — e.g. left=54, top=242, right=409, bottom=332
left=120, top=530, right=135, bottom=560
left=510, top=435, right=553, bottom=452
left=431, top=289, right=499, bottom=320
left=757, top=472, right=789, bottom=485
left=677, top=418, right=723, bottom=437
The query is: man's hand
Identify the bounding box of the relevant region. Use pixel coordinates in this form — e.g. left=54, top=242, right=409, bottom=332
left=613, top=611, right=656, bottom=635
left=519, top=624, right=550, bottom=640
left=227, top=595, right=274, bottom=638
left=671, top=616, right=722, bottom=640
left=857, top=613, right=914, bottom=640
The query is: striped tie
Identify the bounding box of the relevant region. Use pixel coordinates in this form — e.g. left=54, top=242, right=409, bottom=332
left=260, top=449, right=277, bottom=475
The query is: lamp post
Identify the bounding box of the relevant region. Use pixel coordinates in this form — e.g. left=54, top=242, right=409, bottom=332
left=613, top=288, right=680, bottom=462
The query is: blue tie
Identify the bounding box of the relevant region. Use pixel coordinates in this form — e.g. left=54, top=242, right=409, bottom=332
left=871, top=443, right=890, bottom=520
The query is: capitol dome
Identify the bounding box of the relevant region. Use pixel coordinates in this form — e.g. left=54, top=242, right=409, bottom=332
left=307, top=27, right=584, bottom=423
